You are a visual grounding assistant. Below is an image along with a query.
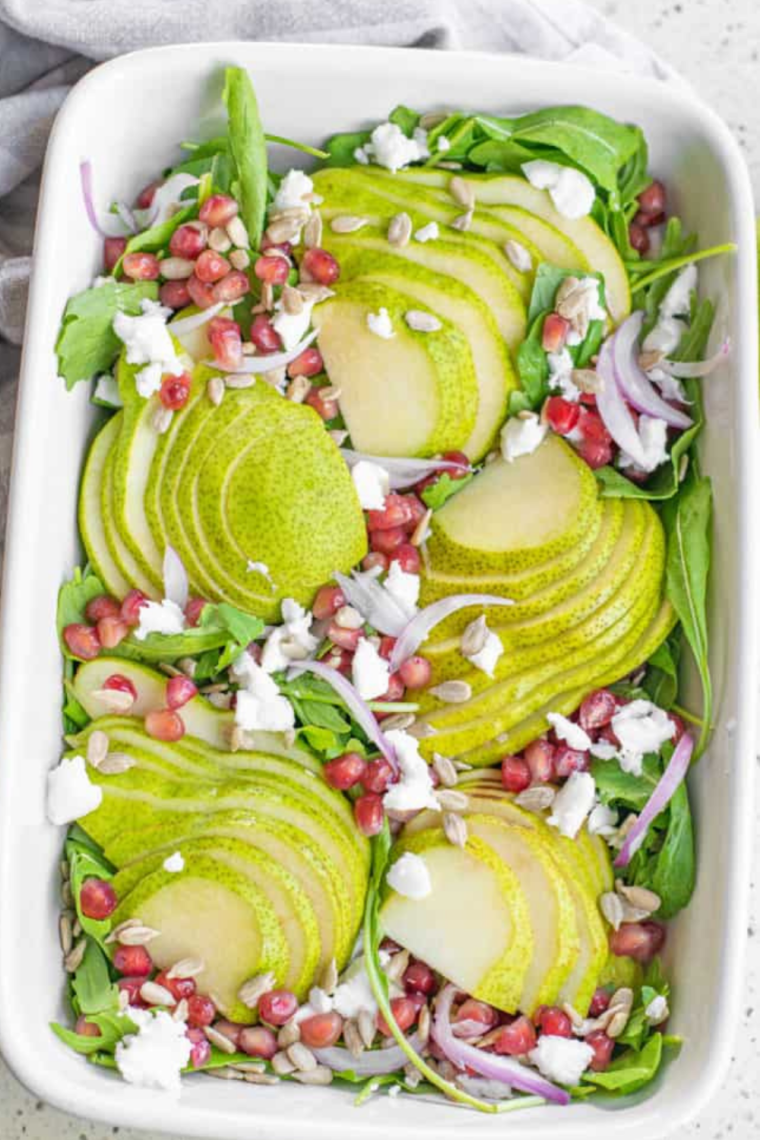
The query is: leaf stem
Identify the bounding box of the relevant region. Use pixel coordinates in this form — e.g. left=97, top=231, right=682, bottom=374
left=629, top=243, right=736, bottom=293
left=265, top=134, right=329, bottom=160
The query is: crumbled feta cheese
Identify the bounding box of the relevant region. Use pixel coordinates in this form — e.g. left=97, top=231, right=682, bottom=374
left=232, top=653, right=295, bottom=732
left=645, top=995, right=670, bottom=1025
left=362, top=122, right=429, bottom=173
left=367, top=308, right=395, bottom=339
left=547, top=348, right=581, bottom=402
left=589, top=740, right=619, bottom=761
left=115, top=1008, right=191, bottom=1097
left=547, top=712, right=592, bottom=752
left=642, top=315, right=687, bottom=358
left=271, top=294, right=315, bottom=351
left=587, top=801, right=619, bottom=837
left=522, top=160, right=595, bottom=219
left=133, top=598, right=186, bottom=641
left=660, top=264, right=698, bottom=319
left=353, top=146, right=370, bottom=165
left=272, top=169, right=314, bottom=213
left=352, top=459, right=390, bottom=510
left=414, top=222, right=439, bottom=243
left=163, top=851, right=185, bottom=873
left=529, top=1035, right=594, bottom=1086
left=113, top=299, right=185, bottom=399
left=500, top=413, right=548, bottom=463
left=93, top=373, right=123, bottom=408
left=610, top=700, right=676, bottom=776
left=47, top=754, right=102, bottom=826
left=331, top=955, right=379, bottom=1018
left=352, top=638, right=391, bottom=700
left=383, top=730, right=440, bottom=813
left=464, top=623, right=504, bottom=678
left=308, top=986, right=334, bottom=1014
left=261, top=598, right=318, bottom=674
left=504, top=239, right=532, bottom=274
left=384, top=562, right=420, bottom=617
left=618, top=415, right=669, bottom=474
left=386, top=852, right=432, bottom=900
left=437, top=135, right=451, bottom=152
left=548, top=771, right=596, bottom=839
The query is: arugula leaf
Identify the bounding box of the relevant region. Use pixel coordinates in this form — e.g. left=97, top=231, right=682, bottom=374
left=222, top=67, right=267, bottom=249
left=56, top=282, right=158, bottom=390
left=517, top=311, right=550, bottom=406
left=66, top=838, right=115, bottom=949
left=421, top=471, right=474, bottom=511
left=107, top=602, right=265, bottom=666
left=202, top=602, right=264, bottom=648
left=582, top=1033, right=664, bottom=1094
left=324, top=128, right=372, bottom=167
left=591, top=753, right=662, bottom=812
left=389, top=105, right=421, bottom=136
left=645, top=780, right=695, bottom=918
left=57, top=566, right=106, bottom=657
left=296, top=700, right=351, bottom=734
left=72, top=941, right=118, bottom=1016
left=52, top=1009, right=136, bottom=1056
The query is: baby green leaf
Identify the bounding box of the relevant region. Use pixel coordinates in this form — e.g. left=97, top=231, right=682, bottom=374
left=72, top=941, right=118, bottom=1016
left=56, top=282, right=158, bottom=390
left=583, top=1033, right=663, bottom=1094
left=421, top=471, right=474, bottom=511
left=57, top=566, right=106, bottom=657
left=223, top=66, right=268, bottom=248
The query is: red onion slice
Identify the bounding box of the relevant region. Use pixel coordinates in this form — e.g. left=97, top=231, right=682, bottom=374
left=169, top=303, right=226, bottom=336
left=204, top=329, right=319, bottom=374
left=341, top=450, right=471, bottom=490
left=314, top=1034, right=420, bottom=1075
left=287, top=659, right=397, bottom=772
left=614, top=731, right=694, bottom=867
left=79, top=161, right=132, bottom=239
left=389, top=596, right=514, bottom=673
left=432, top=985, right=569, bottom=1105
left=596, top=335, right=650, bottom=469
left=612, top=313, right=692, bottom=430
left=162, top=545, right=189, bottom=610
left=660, top=337, right=731, bottom=378
left=334, top=570, right=411, bottom=637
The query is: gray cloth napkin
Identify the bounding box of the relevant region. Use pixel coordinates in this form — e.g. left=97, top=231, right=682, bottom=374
left=0, top=0, right=669, bottom=550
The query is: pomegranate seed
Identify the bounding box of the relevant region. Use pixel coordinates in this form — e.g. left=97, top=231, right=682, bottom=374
left=79, top=878, right=118, bottom=920
left=501, top=755, right=532, bottom=793
left=354, top=793, right=385, bottom=836
left=361, top=757, right=394, bottom=795
left=576, top=437, right=614, bottom=470
left=377, top=997, right=417, bottom=1036
left=103, top=673, right=138, bottom=701
left=96, top=615, right=129, bottom=649
left=378, top=636, right=397, bottom=660
left=398, top=655, right=431, bottom=690
left=609, top=921, right=666, bottom=963
left=258, top=989, right=299, bottom=1027
left=538, top=1007, right=573, bottom=1038
left=114, top=944, right=152, bottom=977
left=159, top=280, right=191, bottom=309
left=542, top=312, right=570, bottom=353
left=628, top=222, right=650, bottom=254
left=457, top=999, right=498, bottom=1027
left=579, top=689, right=617, bottom=732
left=440, top=450, right=470, bottom=479
left=136, top=181, right=160, bottom=209
left=554, top=745, right=589, bottom=778
left=75, top=1015, right=102, bottom=1038
left=637, top=180, right=666, bottom=217
left=493, top=1015, right=537, bottom=1056
left=85, top=595, right=120, bottom=622
left=186, top=273, right=217, bottom=310
left=195, top=249, right=231, bottom=284
left=327, top=621, right=362, bottom=651
left=325, top=648, right=353, bottom=676
left=213, top=1021, right=243, bottom=1049
left=199, top=194, right=239, bottom=228
left=545, top=396, right=580, bottom=436
left=380, top=936, right=402, bottom=953
left=239, top=1025, right=277, bottom=1059
left=120, top=589, right=148, bottom=627
left=378, top=672, right=405, bottom=704
left=402, top=495, right=428, bottom=531
left=367, top=493, right=414, bottom=533
left=635, top=209, right=665, bottom=229
left=287, top=346, right=324, bottom=379
left=155, top=970, right=197, bottom=1003
left=118, top=976, right=147, bottom=1006
left=169, top=224, right=207, bottom=259
left=668, top=713, right=686, bottom=744
left=305, top=387, right=340, bottom=421
left=211, top=271, right=251, bottom=304
left=159, top=371, right=192, bottom=411
left=578, top=406, right=612, bottom=445
left=313, top=585, right=346, bottom=620
left=184, top=597, right=208, bottom=627
left=254, top=255, right=290, bottom=285
left=63, top=623, right=101, bottom=660
left=207, top=316, right=243, bottom=370
left=188, top=1032, right=211, bottom=1068
left=586, top=1030, right=615, bottom=1071
left=524, top=738, right=556, bottom=783
left=597, top=723, right=621, bottom=748
left=184, top=995, right=216, bottom=1028
left=389, top=544, right=421, bottom=574
left=403, top=961, right=436, bottom=996
left=145, top=708, right=185, bottom=742
left=301, top=247, right=340, bottom=286
left=249, top=313, right=282, bottom=353
left=370, top=526, right=406, bottom=556
left=324, top=752, right=367, bottom=791
left=166, top=675, right=198, bottom=710
left=299, top=1011, right=344, bottom=1049
left=589, top=988, right=612, bottom=1018
left=123, top=252, right=160, bottom=281
left=104, top=237, right=127, bottom=273
left=362, top=552, right=389, bottom=573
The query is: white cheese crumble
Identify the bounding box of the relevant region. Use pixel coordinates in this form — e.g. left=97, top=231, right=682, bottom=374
left=522, top=160, right=595, bottom=219
left=261, top=598, right=318, bottom=674
left=547, top=712, right=592, bottom=752
left=504, top=239, right=533, bottom=274
left=500, top=413, right=548, bottom=463
left=437, top=135, right=451, bottom=152
left=547, top=771, right=596, bottom=839
left=414, top=221, right=439, bottom=243
left=610, top=699, right=676, bottom=776
left=645, top=995, right=670, bottom=1025
left=93, top=373, right=123, bottom=408
left=352, top=459, right=390, bottom=510
left=331, top=955, right=381, bottom=1018
left=589, top=740, right=618, bottom=761
left=547, top=347, right=581, bottom=402
left=383, top=730, right=440, bottom=813
left=367, top=308, right=395, bottom=339
left=357, top=122, right=430, bottom=173
left=47, top=754, right=103, bottom=826
left=352, top=638, right=391, bottom=700
left=660, top=264, right=698, bottom=319
left=163, top=851, right=185, bottom=873
left=384, top=561, right=420, bottom=617
left=463, top=622, right=504, bottom=678
left=386, top=852, right=432, bottom=900
left=133, top=598, right=186, bottom=641
left=272, top=294, right=315, bottom=351
left=272, top=169, right=314, bottom=213
left=618, top=414, right=669, bottom=474
left=587, top=801, right=619, bottom=837
left=231, top=652, right=295, bottom=732
left=113, top=299, right=185, bottom=399
left=115, top=1008, right=191, bottom=1097
left=529, top=1035, right=594, bottom=1086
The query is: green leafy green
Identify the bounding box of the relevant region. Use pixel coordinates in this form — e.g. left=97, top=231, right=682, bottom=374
left=516, top=312, right=550, bottom=405
left=223, top=66, right=268, bottom=249
left=582, top=1033, right=664, bottom=1094
left=52, top=1009, right=136, bottom=1056
left=56, top=282, right=158, bottom=390
left=113, top=204, right=197, bottom=275
left=72, top=941, right=118, bottom=1017
left=421, top=471, right=474, bottom=511
left=630, top=243, right=736, bottom=296
left=66, top=834, right=115, bottom=949
left=643, top=634, right=681, bottom=709
left=57, top=566, right=106, bottom=657
left=107, top=601, right=265, bottom=668
left=591, top=753, right=662, bottom=812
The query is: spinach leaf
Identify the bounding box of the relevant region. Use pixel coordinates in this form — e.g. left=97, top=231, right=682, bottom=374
left=617, top=134, right=651, bottom=209
left=389, top=105, right=421, bottom=136
left=516, top=311, right=550, bottom=406
left=643, top=634, right=681, bottom=709
left=421, top=471, right=474, bottom=511
left=582, top=1033, right=664, bottom=1094
left=56, top=282, right=158, bottom=390
left=57, top=566, right=106, bottom=658
left=324, top=128, right=371, bottom=167
left=114, top=204, right=197, bottom=274
left=72, top=941, right=118, bottom=1016
left=201, top=602, right=265, bottom=650
left=66, top=838, right=115, bottom=949
left=296, top=700, right=351, bottom=734
left=591, top=753, right=662, bottom=812
left=646, top=781, right=695, bottom=918
left=222, top=66, right=268, bottom=248
left=51, top=1009, right=136, bottom=1056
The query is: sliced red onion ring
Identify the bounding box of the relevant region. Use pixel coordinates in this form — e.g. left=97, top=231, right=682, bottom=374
left=169, top=303, right=226, bottom=336
left=341, top=450, right=471, bottom=490
left=113, top=201, right=140, bottom=235
left=204, top=329, right=319, bottom=374
left=433, top=985, right=569, bottom=1106
left=162, top=545, right=189, bottom=610
left=612, top=313, right=692, bottom=430
left=79, top=161, right=132, bottom=239
left=614, top=731, right=694, bottom=867
left=452, top=1018, right=490, bottom=1039
left=314, top=1033, right=420, bottom=1075
left=334, top=569, right=411, bottom=637
left=287, top=659, right=397, bottom=772
left=596, top=334, right=650, bottom=469
left=660, top=337, right=731, bottom=378
left=389, top=596, right=514, bottom=673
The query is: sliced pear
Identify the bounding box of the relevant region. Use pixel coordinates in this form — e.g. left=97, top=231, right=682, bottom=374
left=100, top=447, right=158, bottom=596
left=78, top=414, right=131, bottom=598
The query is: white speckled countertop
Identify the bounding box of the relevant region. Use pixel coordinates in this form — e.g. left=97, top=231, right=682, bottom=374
left=1, top=4, right=758, bottom=1138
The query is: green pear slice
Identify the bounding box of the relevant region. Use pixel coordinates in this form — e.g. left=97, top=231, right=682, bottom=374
left=78, top=414, right=131, bottom=598
left=113, top=855, right=289, bottom=1023
left=381, top=830, right=532, bottom=1012
left=398, top=169, right=631, bottom=323
left=100, top=447, right=158, bottom=597
left=312, top=280, right=479, bottom=458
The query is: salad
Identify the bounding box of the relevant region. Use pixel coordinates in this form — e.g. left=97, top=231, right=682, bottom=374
left=47, top=67, right=730, bottom=1110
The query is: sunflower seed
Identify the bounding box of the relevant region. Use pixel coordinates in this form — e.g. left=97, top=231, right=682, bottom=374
left=158, top=256, right=195, bottom=280
left=262, top=366, right=287, bottom=390
left=266, top=217, right=304, bottom=244
left=60, top=859, right=70, bottom=881
left=205, top=1026, right=239, bottom=1054
left=407, top=721, right=437, bottom=739
left=152, top=407, right=173, bottom=434
left=225, top=215, right=249, bottom=248
left=99, top=752, right=136, bottom=775
left=167, top=956, right=205, bottom=980
left=330, top=215, right=368, bottom=234
left=385, top=948, right=410, bottom=984
left=638, top=349, right=663, bottom=373
left=177, top=657, right=197, bottom=678
left=616, top=881, right=661, bottom=914
left=61, top=880, right=74, bottom=908
left=229, top=248, right=250, bottom=271
left=224, top=373, right=256, bottom=390
left=287, top=375, right=311, bottom=404
left=277, top=1018, right=301, bottom=1048
left=59, top=913, right=73, bottom=956
left=245, top=1071, right=280, bottom=1085
left=679, top=453, right=689, bottom=483
left=271, top=1050, right=297, bottom=1075
left=450, top=210, right=473, bottom=232
left=343, top=1019, right=365, bottom=1060
left=429, top=680, right=471, bottom=703
left=514, top=785, right=556, bottom=813
left=269, top=206, right=311, bottom=223
left=600, top=893, right=625, bottom=930
left=432, top=752, right=458, bottom=788
left=261, top=282, right=274, bottom=311
left=387, top=212, right=412, bottom=248
left=292, top=1065, right=333, bottom=1086
left=570, top=368, right=600, bottom=395
left=503, top=239, right=532, bottom=273
left=357, top=1008, right=376, bottom=1049
left=404, top=310, right=442, bottom=333
left=208, top=226, right=232, bottom=253
left=449, top=176, right=475, bottom=210
left=117, top=923, right=161, bottom=947
left=417, top=1003, right=431, bottom=1047
left=460, top=615, right=489, bottom=658
left=404, top=1063, right=423, bottom=1088
left=379, top=713, right=416, bottom=734
left=158, top=663, right=183, bottom=677
left=173, top=999, right=189, bottom=1023
left=606, top=992, right=634, bottom=1038
left=438, top=161, right=463, bottom=171
left=334, top=605, right=364, bottom=630
left=140, top=981, right=175, bottom=1006
left=297, top=282, right=335, bottom=305
left=205, top=1066, right=244, bottom=1081
left=72, top=918, right=82, bottom=938
left=86, top=729, right=110, bottom=768
left=436, top=788, right=469, bottom=812
left=410, top=507, right=432, bottom=547
left=319, top=957, right=339, bottom=995
left=105, top=918, right=142, bottom=944
left=420, top=110, right=449, bottom=131
left=282, top=284, right=304, bottom=315
left=118, top=989, right=130, bottom=1012
left=287, top=1042, right=317, bottom=1072
left=303, top=210, right=323, bottom=249
left=443, top=811, right=468, bottom=848
left=453, top=760, right=473, bottom=771
left=64, top=939, right=87, bottom=973
left=238, top=971, right=276, bottom=1009
left=207, top=376, right=225, bottom=406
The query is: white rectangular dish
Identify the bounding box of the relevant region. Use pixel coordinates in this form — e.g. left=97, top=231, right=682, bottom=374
left=0, top=40, right=756, bottom=1140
